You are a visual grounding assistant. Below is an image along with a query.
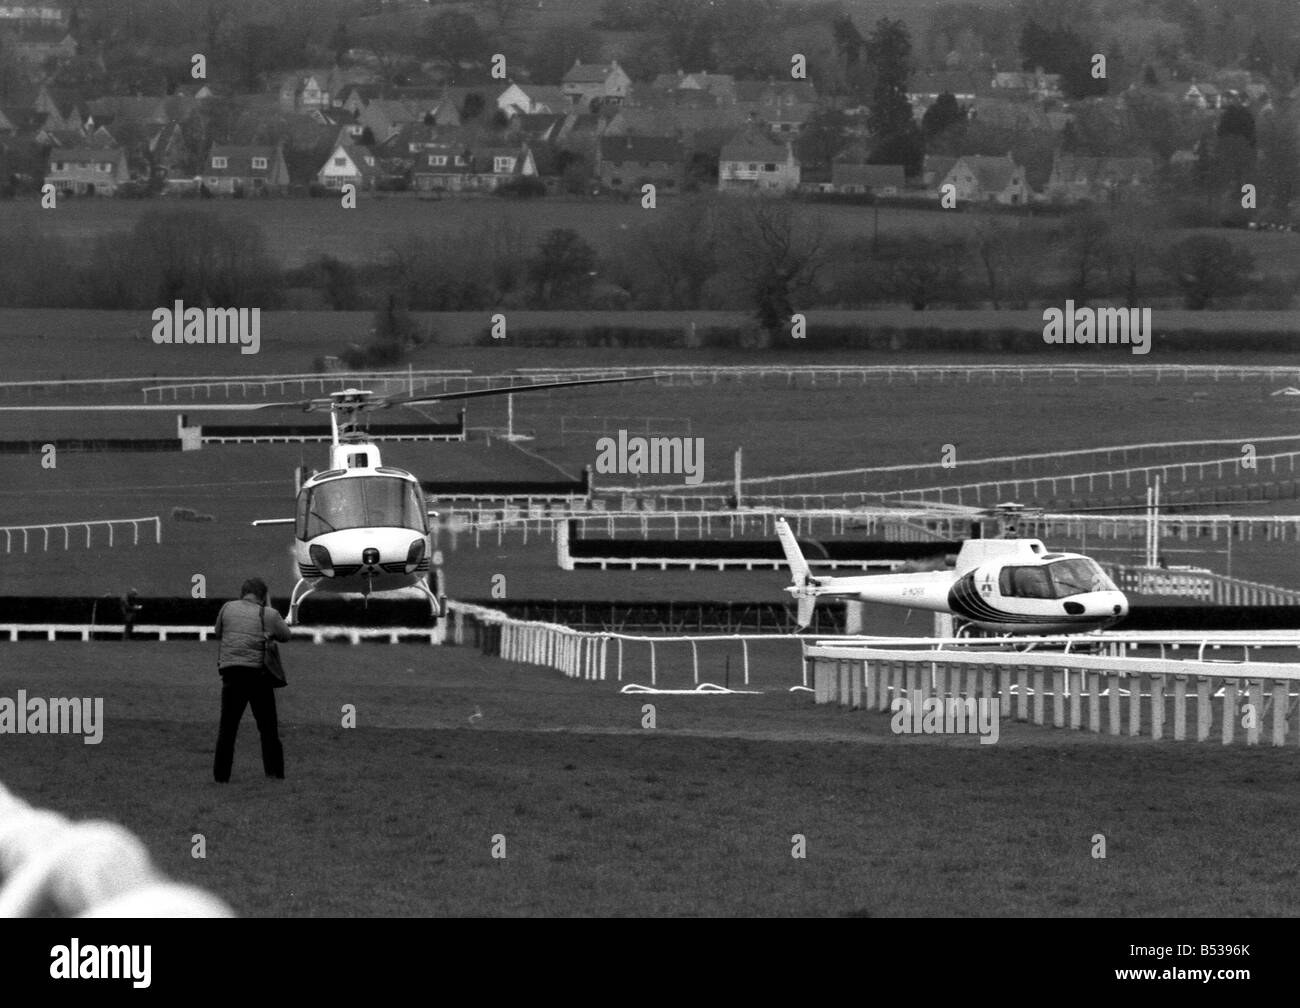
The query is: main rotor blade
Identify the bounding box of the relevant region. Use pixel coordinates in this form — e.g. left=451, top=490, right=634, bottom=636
left=379, top=373, right=662, bottom=408
left=0, top=402, right=305, bottom=412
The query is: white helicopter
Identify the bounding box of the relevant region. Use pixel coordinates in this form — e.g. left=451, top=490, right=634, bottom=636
left=1, top=374, right=655, bottom=624
left=775, top=513, right=1129, bottom=636
left=255, top=377, right=663, bottom=623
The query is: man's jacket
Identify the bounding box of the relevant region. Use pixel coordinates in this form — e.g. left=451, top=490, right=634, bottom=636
left=214, top=597, right=291, bottom=671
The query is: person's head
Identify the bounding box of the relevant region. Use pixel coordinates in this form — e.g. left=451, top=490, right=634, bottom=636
left=240, top=577, right=268, bottom=604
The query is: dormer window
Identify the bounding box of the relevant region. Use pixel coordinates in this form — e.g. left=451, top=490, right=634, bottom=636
left=252, top=157, right=268, bottom=170
left=211, top=156, right=227, bottom=168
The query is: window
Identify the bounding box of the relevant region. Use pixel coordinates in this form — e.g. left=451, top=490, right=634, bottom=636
left=211, top=156, right=227, bottom=168
left=999, top=560, right=1116, bottom=599
left=748, top=162, right=756, bottom=171
left=252, top=157, right=267, bottom=170
left=334, top=157, right=347, bottom=167
left=299, top=476, right=427, bottom=540
left=494, top=156, right=513, bottom=173
left=431, top=155, right=447, bottom=166
left=763, top=163, right=776, bottom=172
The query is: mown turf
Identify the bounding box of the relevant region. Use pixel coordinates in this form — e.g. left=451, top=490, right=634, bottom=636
left=2, top=360, right=1298, bottom=599
left=3, top=642, right=1300, bottom=916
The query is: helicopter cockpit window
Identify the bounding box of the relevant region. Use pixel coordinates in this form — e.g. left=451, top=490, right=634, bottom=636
left=1046, top=558, right=1116, bottom=597
left=301, top=477, right=426, bottom=538
left=1000, top=560, right=1117, bottom=599
left=1000, top=565, right=1053, bottom=599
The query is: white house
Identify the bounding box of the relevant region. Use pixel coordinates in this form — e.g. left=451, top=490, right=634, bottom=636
left=316, top=142, right=378, bottom=190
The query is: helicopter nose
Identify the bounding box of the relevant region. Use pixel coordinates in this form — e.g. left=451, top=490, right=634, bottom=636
left=362, top=547, right=380, bottom=566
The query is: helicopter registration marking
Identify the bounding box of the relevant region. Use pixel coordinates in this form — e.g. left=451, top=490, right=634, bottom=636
left=902, top=587, right=925, bottom=598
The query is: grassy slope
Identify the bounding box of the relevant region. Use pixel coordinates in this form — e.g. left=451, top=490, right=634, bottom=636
left=5, top=642, right=1299, bottom=917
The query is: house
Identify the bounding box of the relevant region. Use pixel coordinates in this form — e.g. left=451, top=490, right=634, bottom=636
left=46, top=145, right=128, bottom=195
left=496, top=82, right=568, bottom=118
left=989, top=68, right=1061, bottom=100
left=596, top=134, right=685, bottom=193
left=830, top=159, right=905, bottom=195
left=647, top=71, right=737, bottom=106
left=202, top=144, right=289, bottom=195
left=718, top=128, right=800, bottom=192
left=279, top=72, right=331, bottom=112
left=335, top=83, right=384, bottom=117
left=316, top=141, right=378, bottom=190
left=940, top=154, right=1030, bottom=204
left=309, top=107, right=366, bottom=141
left=1183, top=83, right=1221, bottom=110
left=1045, top=152, right=1155, bottom=203
left=410, top=139, right=536, bottom=192
left=734, top=80, right=817, bottom=135
left=922, top=155, right=958, bottom=189
left=358, top=98, right=457, bottom=144
left=279, top=68, right=376, bottom=114
left=561, top=60, right=631, bottom=112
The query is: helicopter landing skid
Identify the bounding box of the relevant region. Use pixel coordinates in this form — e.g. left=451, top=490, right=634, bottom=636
left=287, top=577, right=316, bottom=626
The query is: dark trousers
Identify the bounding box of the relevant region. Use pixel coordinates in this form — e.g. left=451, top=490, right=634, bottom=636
left=214, top=666, right=284, bottom=781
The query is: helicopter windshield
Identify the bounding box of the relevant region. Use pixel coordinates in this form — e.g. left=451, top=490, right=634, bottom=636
left=298, top=476, right=426, bottom=539
left=1000, top=559, right=1117, bottom=599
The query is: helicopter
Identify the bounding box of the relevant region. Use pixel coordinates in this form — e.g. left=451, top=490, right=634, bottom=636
left=775, top=511, right=1129, bottom=636
left=0, top=373, right=658, bottom=624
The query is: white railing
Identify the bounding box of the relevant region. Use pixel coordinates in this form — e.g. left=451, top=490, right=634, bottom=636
left=0, top=781, right=233, bottom=917
left=0, top=516, right=161, bottom=553
left=0, top=623, right=444, bottom=644
left=1109, top=566, right=1300, bottom=606
left=7, top=362, right=1300, bottom=400
left=807, top=641, right=1300, bottom=746
left=602, top=434, right=1300, bottom=494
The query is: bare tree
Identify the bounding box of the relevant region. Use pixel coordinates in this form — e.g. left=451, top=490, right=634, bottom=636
left=631, top=195, right=721, bottom=309
left=724, top=197, right=829, bottom=342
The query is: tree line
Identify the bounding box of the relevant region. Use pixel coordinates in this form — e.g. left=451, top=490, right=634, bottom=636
left=0, top=201, right=1285, bottom=328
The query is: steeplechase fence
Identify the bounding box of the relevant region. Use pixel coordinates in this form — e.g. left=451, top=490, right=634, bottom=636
left=443, top=601, right=813, bottom=686
left=807, top=641, right=1300, bottom=746
left=0, top=517, right=161, bottom=554
left=0, top=781, right=233, bottom=917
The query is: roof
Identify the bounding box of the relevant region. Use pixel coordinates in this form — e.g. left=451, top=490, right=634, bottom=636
left=564, top=61, right=618, bottom=84
left=720, top=128, right=791, bottom=162
left=953, top=154, right=1020, bottom=192
left=734, top=80, right=818, bottom=104
left=49, top=146, right=124, bottom=163
left=598, top=134, right=684, bottom=164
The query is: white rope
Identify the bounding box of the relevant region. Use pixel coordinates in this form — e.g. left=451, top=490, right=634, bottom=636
left=0, top=782, right=234, bottom=918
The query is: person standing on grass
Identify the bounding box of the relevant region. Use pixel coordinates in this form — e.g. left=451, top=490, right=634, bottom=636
left=212, top=577, right=291, bottom=782
left=120, top=588, right=142, bottom=640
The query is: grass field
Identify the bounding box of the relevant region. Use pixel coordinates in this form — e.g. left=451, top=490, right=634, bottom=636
left=3, top=344, right=1300, bottom=598
left=7, top=195, right=1300, bottom=278
left=5, top=641, right=1300, bottom=916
